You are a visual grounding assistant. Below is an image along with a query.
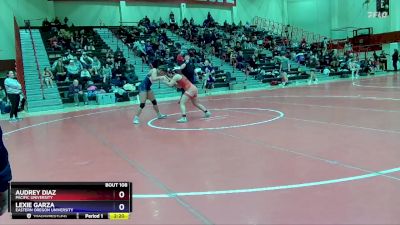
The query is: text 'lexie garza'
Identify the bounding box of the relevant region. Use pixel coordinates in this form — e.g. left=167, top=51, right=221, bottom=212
left=15, top=202, right=56, bottom=208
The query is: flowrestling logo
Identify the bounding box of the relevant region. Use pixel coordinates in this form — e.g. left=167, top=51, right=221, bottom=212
left=368, top=11, right=389, bottom=18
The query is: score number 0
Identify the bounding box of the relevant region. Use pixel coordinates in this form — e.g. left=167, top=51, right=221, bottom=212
left=118, top=191, right=126, bottom=211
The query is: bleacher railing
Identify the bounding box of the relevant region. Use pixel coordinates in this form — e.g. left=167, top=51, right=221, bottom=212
left=28, top=26, right=45, bottom=100
left=353, top=44, right=383, bottom=61
left=14, top=17, right=26, bottom=98
left=252, top=16, right=324, bottom=44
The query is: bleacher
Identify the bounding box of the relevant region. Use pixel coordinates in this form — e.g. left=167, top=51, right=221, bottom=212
left=40, top=27, right=138, bottom=104
left=110, top=26, right=235, bottom=89
left=178, top=24, right=314, bottom=86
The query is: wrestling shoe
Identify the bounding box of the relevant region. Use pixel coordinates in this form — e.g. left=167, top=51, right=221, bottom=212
left=133, top=116, right=140, bottom=124
left=204, top=111, right=211, bottom=118
left=177, top=117, right=188, bottom=123
left=157, top=114, right=167, bottom=119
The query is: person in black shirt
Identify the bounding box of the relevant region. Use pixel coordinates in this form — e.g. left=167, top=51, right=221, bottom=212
left=234, top=41, right=242, bottom=52
left=373, top=51, right=378, bottom=62
left=42, top=18, right=51, bottom=28
left=392, top=49, right=398, bottom=71
left=379, top=50, right=388, bottom=71
left=53, top=17, right=61, bottom=27
left=180, top=54, right=196, bottom=84
left=0, top=126, right=11, bottom=215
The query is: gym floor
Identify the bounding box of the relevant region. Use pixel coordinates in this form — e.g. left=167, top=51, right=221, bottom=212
left=1, top=74, right=399, bottom=225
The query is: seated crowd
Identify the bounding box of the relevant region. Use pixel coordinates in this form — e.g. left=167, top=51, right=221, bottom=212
left=175, top=15, right=308, bottom=85
left=113, top=12, right=234, bottom=92
left=175, top=14, right=388, bottom=85
left=39, top=13, right=391, bottom=106
left=40, top=21, right=139, bottom=105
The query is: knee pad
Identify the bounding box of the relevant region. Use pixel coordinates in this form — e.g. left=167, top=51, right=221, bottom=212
left=139, top=103, right=146, bottom=109
left=151, top=100, right=157, bottom=105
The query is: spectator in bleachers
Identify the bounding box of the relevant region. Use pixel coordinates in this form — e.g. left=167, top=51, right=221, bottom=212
left=322, top=37, right=328, bottom=55
left=84, top=42, right=95, bottom=52
left=159, top=30, right=168, bottom=43
left=70, top=37, right=81, bottom=52
left=42, top=67, right=54, bottom=88
left=349, top=58, right=360, bottom=80
left=190, top=18, right=195, bottom=26
left=80, top=53, right=94, bottom=69
left=49, top=35, right=63, bottom=50
left=279, top=55, right=290, bottom=86
left=308, top=56, right=320, bottom=69
left=234, top=41, right=242, bottom=52
left=344, top=40, right=352, bottom=54
left=281, top=71, right=289, bottom=87
left=263, top=36, right=270, bottom=49
left=235, top=51, right=245, bottom=70
left=199, top=59, right=215, bottom=93
left=244, top=22, right=251, bottom=30
left=66, top=60, right=81, bottom=80
left=114, top=47, right=126, bottom=65
left=64, top=17, right=69, bottom=26
left=144, top=16, right=150, bottom=26
left=42, top=18, right=51, bottom=30
left=246, top=54, right=258, bottom=76
left=68, top=79, right=88, bottom=106
left=106, top=49, right=115, bottom=64
left=202, top=59, right=215, bottom=74
left=308, top=69, right=318, bottom=85
left=182, top=18, right=189, bottom=27
left=330, top=54, right=339, bottom=68
left=362, top=57, right=376, bottom=75
left=111, top=71, right=126, bottom=88
left=149, top=20, right=158, bottom=32
left=169, top=12, right=178, bottom=31
left=157, top=40, right=167, bottom=57
left=203, top=12, right=215, bottom=28
left=80, top=68, right=91, bottom=82
left=92, top=56, right=101, bottom=75
left=204, top=72, right=215, bottom=95
left=244, top=40, right=255, bottom=50
left=133, top=41, right=147, bottom=63
left=53, top=17, right=62, bottom=27
left=62, top=50, right=74, bottom=63
left=86, top=81, right=97, bottom=98
left=73, top=56, right=83, bottom=71
left=125, top=64, right=138, bottom=84
left=164, top=49, right=174, bottom=65
left=295, top=52, right=306, bottom=65
left=101, top=64, right=112, bottom=84
left=52, top=59, right=67, bottom=81
left=159, top=17, right=167, bottom=28
left=284, top=25, right=291, bottom=38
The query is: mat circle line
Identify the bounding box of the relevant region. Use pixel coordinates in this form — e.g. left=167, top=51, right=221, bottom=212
left=147, top=108, right=285, bottom=131
left=352, top=81, right=400, bottom=89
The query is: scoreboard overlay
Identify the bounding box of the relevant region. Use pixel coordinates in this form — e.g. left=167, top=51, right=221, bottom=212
left=9, top=182, right=132, bottom=220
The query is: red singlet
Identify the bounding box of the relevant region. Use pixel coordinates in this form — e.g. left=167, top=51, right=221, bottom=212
left=176, top=75, right=192, bottom=90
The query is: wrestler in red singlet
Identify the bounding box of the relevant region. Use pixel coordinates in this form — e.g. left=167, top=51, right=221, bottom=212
left=176, top=75, right=198, bottom=99
left=164, top=73, right=210, bottom=123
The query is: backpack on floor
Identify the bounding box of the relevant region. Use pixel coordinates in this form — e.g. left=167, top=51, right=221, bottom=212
left=1, top=102, right=11, bottom=114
